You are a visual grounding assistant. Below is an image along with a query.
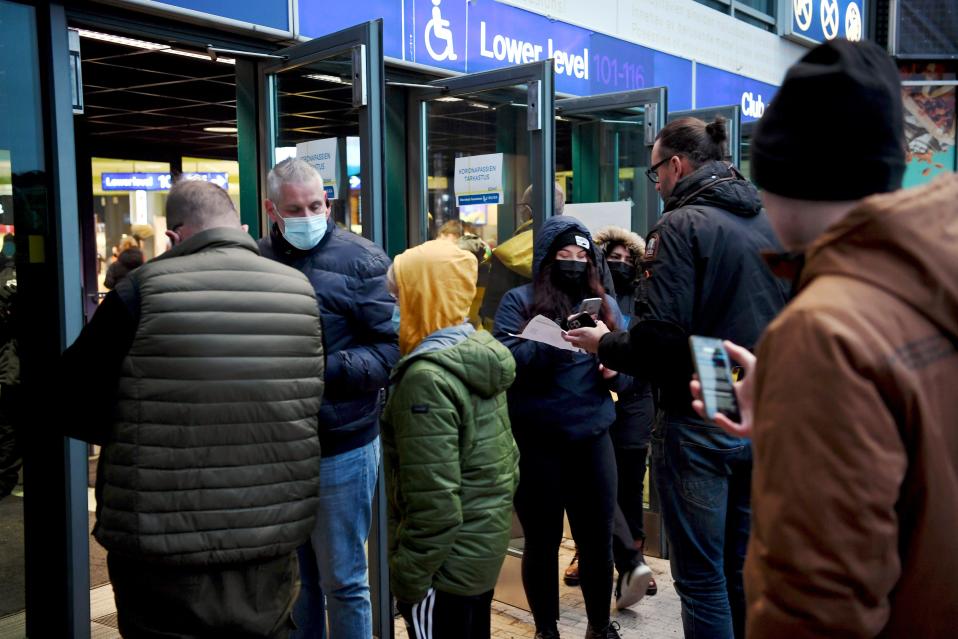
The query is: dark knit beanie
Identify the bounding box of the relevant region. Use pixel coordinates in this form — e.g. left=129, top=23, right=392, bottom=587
left=550, top=229, right=593, bottom=260
left=752, top=39, right=905, bottom=201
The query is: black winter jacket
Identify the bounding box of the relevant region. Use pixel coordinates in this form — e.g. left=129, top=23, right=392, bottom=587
left=259, top=218, right=399, bottom=456
left=599, top=161, right=789, bottom=419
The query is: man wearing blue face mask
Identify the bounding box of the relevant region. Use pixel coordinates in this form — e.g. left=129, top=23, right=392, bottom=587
left=259, top=158, right=399, bottom=639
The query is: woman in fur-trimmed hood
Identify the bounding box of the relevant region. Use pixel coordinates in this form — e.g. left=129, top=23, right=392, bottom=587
left=590, top=225, right=658, bottom=608
left=593, top=226, right=644, bottom=322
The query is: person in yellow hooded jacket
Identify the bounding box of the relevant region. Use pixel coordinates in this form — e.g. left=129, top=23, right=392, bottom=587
left=383, top=239, right=520, bottom=639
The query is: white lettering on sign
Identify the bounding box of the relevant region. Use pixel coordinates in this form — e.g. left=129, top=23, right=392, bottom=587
left=296, top=138, right=340, bottom=199
left=479, top=22, right=587, bottom=79
left=480, top=21, right=542, bottom=64
left=454, top=152, right=504, bottom=207
left=741, top=92, right=765, bottom=119
left=104, top=175, right=155, bottom=189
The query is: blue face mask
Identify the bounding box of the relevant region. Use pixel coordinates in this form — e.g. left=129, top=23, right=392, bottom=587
left=391, top=304, right=401, bottom=335
left=281, top=214, right=327, bottom=250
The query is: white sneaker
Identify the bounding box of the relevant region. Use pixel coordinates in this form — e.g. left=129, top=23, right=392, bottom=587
left=614, top=562, right=653, bottom=610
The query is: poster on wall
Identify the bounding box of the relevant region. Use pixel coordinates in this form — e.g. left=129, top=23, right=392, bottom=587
left=901, top=63, right=956, bottom=189
left=296, top=138, right=340, bottom=199
left=454, top=153, right=503, bottom=206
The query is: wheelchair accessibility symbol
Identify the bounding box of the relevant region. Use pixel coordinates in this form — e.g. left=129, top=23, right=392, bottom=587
left=425, top=0, right=458, bottom=62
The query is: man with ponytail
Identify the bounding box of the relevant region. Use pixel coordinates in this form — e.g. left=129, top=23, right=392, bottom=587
left=566, top=116, right=789, bottom=639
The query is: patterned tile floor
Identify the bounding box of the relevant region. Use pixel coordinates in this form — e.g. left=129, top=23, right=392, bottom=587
left=0, top=539, right=682, bottom=639
left=397, top=540, right=683, bottom=639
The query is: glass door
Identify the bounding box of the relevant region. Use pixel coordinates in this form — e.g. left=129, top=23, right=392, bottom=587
left=668, top=104, right=742, bottom=168
left=406, top=60, right=555, bottom=248
left=556, top=88, right=668, bottom=237
left=259, top=20, right=385, bottom=245
left=258, top=21, right=392, bottom=638
left=555, top=88, right=668, bottom=560
left=405, top=60, right=554, bottom=611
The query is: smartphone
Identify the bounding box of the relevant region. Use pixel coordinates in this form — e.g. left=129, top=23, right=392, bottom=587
left=562, top=311, right=597, bottom=331
left=578, top=297, right=603, bottom=316
left=689, top=336, right=741, bottom=423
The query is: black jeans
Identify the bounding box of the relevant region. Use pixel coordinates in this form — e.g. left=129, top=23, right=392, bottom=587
left=513, top=429, right=616, bottom=632
left=107, top=552, right=297, bottom=638
left=398, top=589, right=494, bottom=639
left=611, top=445, right=649, bottom=574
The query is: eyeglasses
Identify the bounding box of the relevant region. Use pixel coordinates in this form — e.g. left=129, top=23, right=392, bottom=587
left=645, top=156, right=675, bottom=184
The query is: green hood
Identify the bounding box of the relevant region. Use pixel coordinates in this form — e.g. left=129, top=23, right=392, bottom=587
left=392, top=330, right=515, bottom=399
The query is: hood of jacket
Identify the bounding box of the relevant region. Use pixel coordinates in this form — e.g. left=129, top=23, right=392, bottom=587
left=493, top=219, right=534, bottom=278
left=392, top=329, right=515, bottom=399
left=593, top=226, right=646, bottom=259
left=532, top=216, right=599, bottom=279
left=394, top=239, right=478, bottom=355
left=800, top=173, right=958, bottom=341
left=664, top=160, right=762, bottom=218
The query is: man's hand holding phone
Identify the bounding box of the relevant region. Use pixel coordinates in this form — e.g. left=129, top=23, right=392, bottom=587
left=690, top=339, right=756, bottom=438
left=563, top=321, right=609, bottom=353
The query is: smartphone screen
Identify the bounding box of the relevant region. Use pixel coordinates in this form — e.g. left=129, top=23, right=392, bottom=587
left=579, top=297, right=602, bottom=316
left=689, top=336, right=741, bottom=423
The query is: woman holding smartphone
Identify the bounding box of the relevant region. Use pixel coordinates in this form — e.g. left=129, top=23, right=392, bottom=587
left=493, top=216, right=626, bottom=639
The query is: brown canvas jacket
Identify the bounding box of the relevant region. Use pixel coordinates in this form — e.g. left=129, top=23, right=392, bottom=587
left=747, top=174, right=958, bottom=638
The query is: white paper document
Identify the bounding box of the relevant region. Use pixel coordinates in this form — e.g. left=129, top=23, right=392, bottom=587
left=509, top=314, right=582, bottom=352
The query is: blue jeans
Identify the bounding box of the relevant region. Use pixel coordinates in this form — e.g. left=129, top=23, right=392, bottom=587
left=291, top=436, right=381, bottom=639
left=651, top=416, right=751, bottom=639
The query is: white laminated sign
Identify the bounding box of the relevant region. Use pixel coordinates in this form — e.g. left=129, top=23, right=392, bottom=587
left=454, top=152, right=503, bottom=206
left=296, top=138, right=340, bottom=199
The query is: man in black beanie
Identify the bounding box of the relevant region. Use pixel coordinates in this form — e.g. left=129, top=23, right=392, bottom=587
left=690, top=38, right=958, bottom=637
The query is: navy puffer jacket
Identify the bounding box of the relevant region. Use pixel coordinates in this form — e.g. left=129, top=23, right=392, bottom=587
left=493, top=216, right=624, bottom=441
left=260, top=217, right=399, bottom=456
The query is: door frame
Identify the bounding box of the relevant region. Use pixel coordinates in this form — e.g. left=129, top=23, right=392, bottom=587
left=257, top=21, right=393, bottom=639
left=557, top=87, right=668, bottom=234
left=405, top=60, right=555, bottom=246
left=258, top=20, right=386, bottom=247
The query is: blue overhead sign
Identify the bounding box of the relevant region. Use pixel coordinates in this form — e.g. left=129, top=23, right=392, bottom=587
left=102, top=172, right=229, bottom=191
left=696, top=65, right=779, bottom=123
left=788, top=0, right=865, bottom=44
left=143, top=1, right=290, bottom=31
left=299, top=0, right=405, bottom=60
left=308, top=0, right=693, bottom=109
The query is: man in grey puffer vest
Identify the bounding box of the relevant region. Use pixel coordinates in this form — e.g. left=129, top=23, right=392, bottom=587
left=61, top=180, right=324, bottom=638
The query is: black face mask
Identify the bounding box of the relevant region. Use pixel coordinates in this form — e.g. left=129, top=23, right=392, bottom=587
left=607, top=261, right=636, bottom=292
left=552, top=259, right=589, bottom=295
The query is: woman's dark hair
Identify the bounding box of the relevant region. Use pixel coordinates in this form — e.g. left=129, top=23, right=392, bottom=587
left=530, top=253, right=617, bottom=331
left=656, top=115, right=728, bottom=168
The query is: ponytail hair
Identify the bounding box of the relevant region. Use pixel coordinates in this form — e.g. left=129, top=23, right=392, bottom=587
left=656, top=116, right=729, bottom=168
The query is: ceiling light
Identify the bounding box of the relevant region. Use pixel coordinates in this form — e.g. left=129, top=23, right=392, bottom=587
left=76, top=29, right=235, bottom=64
left=167, top=49, right=235, bottom=64
left=304, top=74, right=349, bottom=84
left=436, top=96, right=462, bottom=102
left=76, top=29, right=168, bottom=50
left=203, top=127, right=238, bottom=133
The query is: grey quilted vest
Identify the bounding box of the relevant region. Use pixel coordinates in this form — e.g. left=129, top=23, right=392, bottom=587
left=94, top=227, right=324, bottom=566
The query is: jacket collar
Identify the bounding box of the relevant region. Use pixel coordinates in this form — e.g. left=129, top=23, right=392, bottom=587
left=158, top=227, right=258, bottom=262
left=663, top=161, right=760, bottom=217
